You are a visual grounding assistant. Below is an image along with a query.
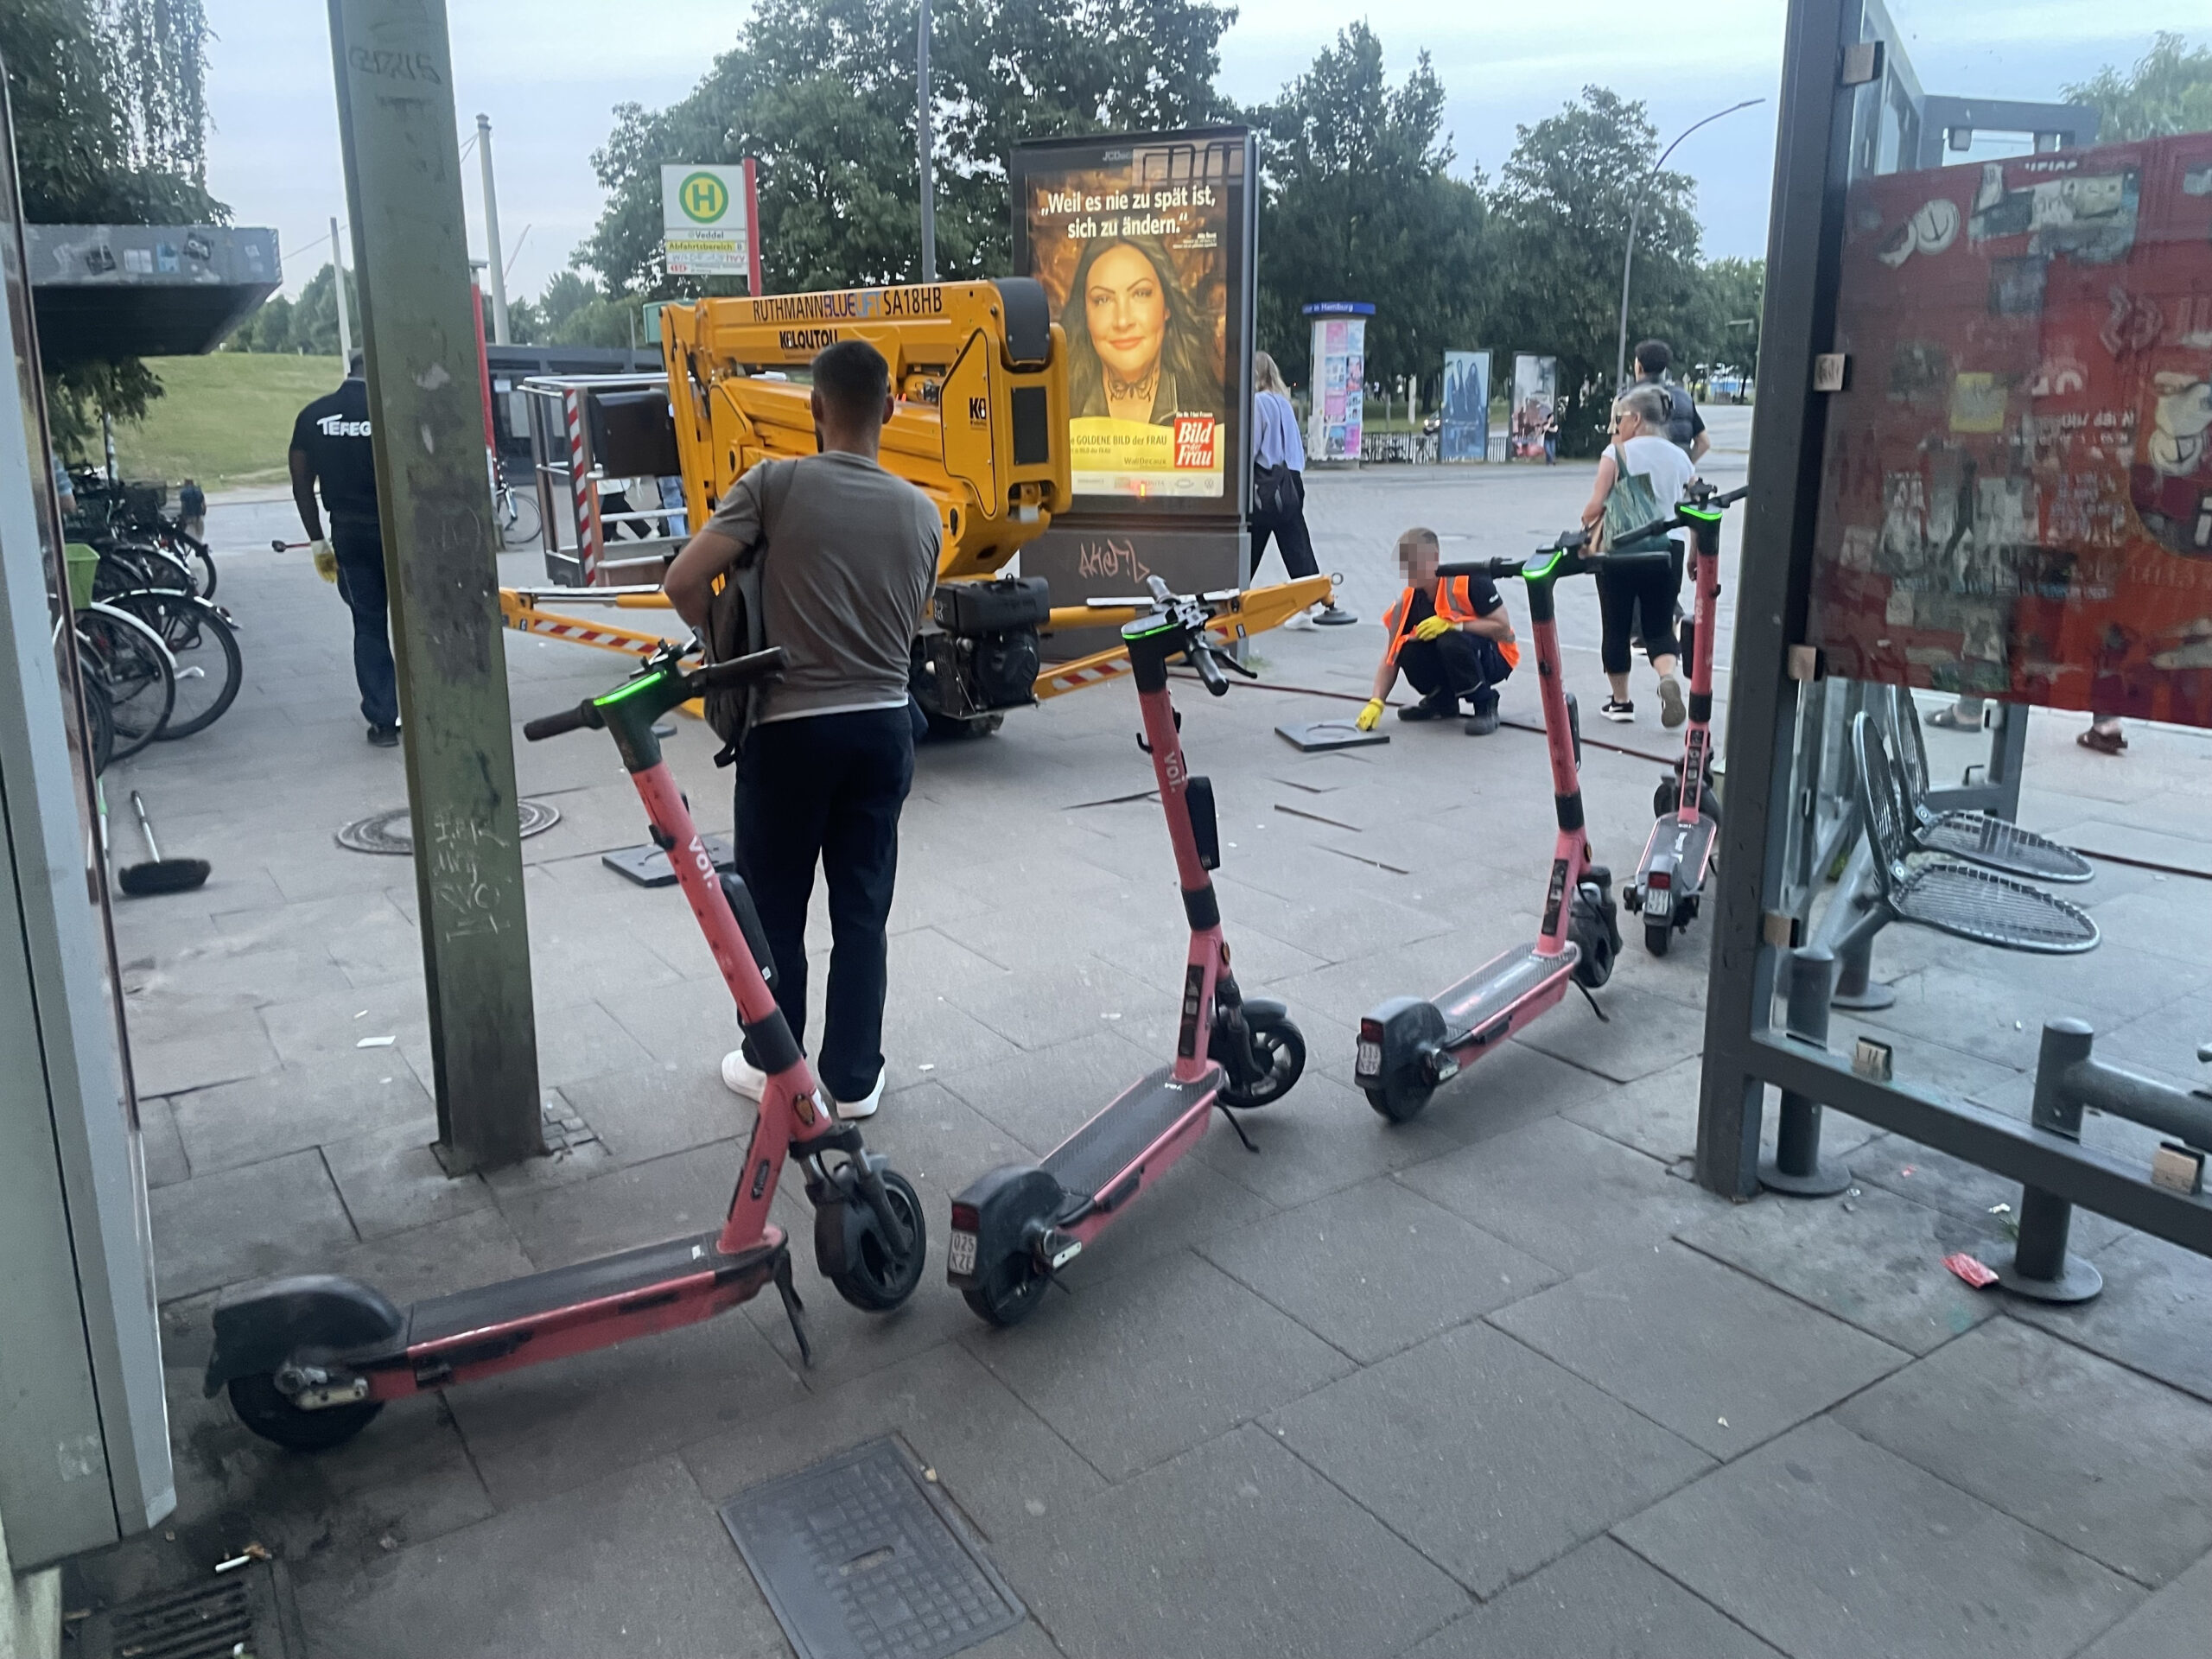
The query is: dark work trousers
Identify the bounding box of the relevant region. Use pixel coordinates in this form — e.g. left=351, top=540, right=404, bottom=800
left=1249, top=469, right=1320, bottom=581
left=1399, top=631, right=1514, bottom=713
left=1596, top=550, right=1681, bottom=675
left=329, top=518, right=399, bottom=729
left=735, top=706, right=915, bottom=1103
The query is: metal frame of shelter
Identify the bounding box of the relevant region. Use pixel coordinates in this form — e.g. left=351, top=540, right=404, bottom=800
left=1693, top=0, right=2212, bottom=1268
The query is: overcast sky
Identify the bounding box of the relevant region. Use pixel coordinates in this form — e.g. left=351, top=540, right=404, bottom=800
left=201, top=1, right=2201, bottom=304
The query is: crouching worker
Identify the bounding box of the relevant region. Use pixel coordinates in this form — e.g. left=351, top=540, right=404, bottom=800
left=1357, top=526, right=1518, bottom=737
left=663, top=340, right=942, bottom=1122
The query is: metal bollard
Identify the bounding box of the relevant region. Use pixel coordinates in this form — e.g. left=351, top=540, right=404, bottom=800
left=1998, top=1020, right=2103, bottom=1303
left=1761, top=946, right=1853, bottom=1197
left=1826, top=846, right=1897, bottom=1011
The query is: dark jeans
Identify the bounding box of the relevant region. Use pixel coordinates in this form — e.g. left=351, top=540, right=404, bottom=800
left=1250, top=470, right=1319, bottom=582
left=330, top=518, right=398, bottom=729
left=735, top=706, right=914, bottom=1102
left=1400, top=631, right=1513, bottom=713
left=1596, top=552, right=1681, bottom=675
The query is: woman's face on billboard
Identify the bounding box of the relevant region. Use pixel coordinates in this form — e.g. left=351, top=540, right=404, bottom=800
left=1085, top=244, right=1167, bottom=385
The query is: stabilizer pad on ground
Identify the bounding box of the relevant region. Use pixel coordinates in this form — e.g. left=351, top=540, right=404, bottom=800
left=601, top=832, right=735, bottom=887
left=1276, top=719, right=1390, bottom=753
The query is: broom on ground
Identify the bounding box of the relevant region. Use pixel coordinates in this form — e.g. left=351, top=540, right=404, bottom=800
left=118, top=791, right=210, bottom=896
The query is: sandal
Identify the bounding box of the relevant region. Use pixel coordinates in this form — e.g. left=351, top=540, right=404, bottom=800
left=1924, top=704, right=1981, bottom=732
left=2076, top=727, right=2126, bottom=755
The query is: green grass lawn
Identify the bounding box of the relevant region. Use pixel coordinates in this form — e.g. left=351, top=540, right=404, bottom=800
left=109, top=352, right=344, bottom=493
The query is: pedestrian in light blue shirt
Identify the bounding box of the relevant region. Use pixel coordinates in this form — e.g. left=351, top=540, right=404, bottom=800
left=1251, top=351, right=1355, bottom=628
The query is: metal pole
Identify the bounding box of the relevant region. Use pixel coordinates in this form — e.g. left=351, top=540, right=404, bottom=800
left=476, top=113, right=510, bottom=346
left=917, top=0, right=936, bottom=282
left=330, top=213, right=353, bottom=365
left=1760, top=946, right=1851, bottom=1196
left=330, top=0, right=543, bottom=1172
left=1614, top=99, right=1765, bottom=392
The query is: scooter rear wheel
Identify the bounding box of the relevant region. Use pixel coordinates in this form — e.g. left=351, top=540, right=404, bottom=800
left=1217, top=1013, right=1306, bottom=1109
left=1366, top=1080, right=1433, bottom=1124
left=963, top=1251, right=1051, bottom=1327
left=826, top=1169, right=929, bottom=1313
left=227, top=1372, right=381, bottom=1451
left=1644, top=920, right=1673, bottom=958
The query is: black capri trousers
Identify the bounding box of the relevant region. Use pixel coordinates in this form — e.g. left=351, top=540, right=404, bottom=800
left=1595, top=542, right=1681, bottom=675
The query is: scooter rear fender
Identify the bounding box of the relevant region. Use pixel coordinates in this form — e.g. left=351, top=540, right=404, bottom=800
left=946, top=1164, right=1065, bottom=1285
left=203, top=1274, right=405, bottom=1395
left=1357, top=995, right=1449, bottom=1090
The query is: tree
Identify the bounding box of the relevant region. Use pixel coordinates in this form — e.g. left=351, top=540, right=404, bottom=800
left=1488, top=87, right=1703, bottom=455
left=1250, top=23, right=1493, bottom=398
left=2065, top=31, right=2212, bottom=143
left=286, top=262, right=357, bottom=357
left=576, top=0, right=1236, bottom=296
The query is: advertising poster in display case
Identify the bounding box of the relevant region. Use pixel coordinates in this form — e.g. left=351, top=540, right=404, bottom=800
left=1303, top=302, right=1370, bottom=462
left=1509, top=353, right=1557, bottom=459
left=1441, top=349, right=1491, bottom=461
left=1808, top=132, right=2212, bottom=727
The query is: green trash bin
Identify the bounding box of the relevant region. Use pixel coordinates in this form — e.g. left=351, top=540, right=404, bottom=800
left=65, top=542, right=99, bottom=611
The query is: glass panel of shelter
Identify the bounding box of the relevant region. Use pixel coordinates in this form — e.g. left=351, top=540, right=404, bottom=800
left=1760, top=0, right=2212, bottom=1300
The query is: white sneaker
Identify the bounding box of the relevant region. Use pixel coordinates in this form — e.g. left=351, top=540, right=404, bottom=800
left=832, top=1071, right=883, bottom=1121
left=720, top=1049, right=766, bottom=1100
left=1283, top=611, right=1316, bottom=631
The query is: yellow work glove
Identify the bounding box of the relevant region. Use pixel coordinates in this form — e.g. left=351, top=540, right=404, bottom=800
left=1356, top=697, right=1385, bottom=732
left=310, top=538, right=338, bottom=583
left=1412, top=613, right=1452, bottom=642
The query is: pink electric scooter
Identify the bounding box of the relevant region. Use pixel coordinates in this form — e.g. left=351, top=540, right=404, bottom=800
left=205, top=645, right=927, bottom=1447
left=948, top=579, right=1308, bottom=1324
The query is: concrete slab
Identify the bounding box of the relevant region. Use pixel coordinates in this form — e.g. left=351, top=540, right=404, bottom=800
left=1404, top=1537, right=1782, bottom=1659
left=1492, top=1245, right=1910, bottom=1457
left=1847, top=1134, right=2131, bottom=1252
left=1400, top=1116, right=1724, bottom=1277
left=166, top=1062, right=432, bottom=1176
left=938, top=1027, right=1173, bottom=1156
left=139, top=1091, right=190, bottom=1188
left=149, top=1147, right=358, bottom=1299
left=2075, top=1550, right=2212, bottom=1659
left=997, top=1425, right=1470, bottom=1659
left=2008, top=1230, right=2212, bottom=1404
left=1514, top=982, right=1710, bottom=1085
left=1615, top=1419, right=2142, bottom=1659
left=1834, top=1318, right=2212, bottom=1586
left=124, top=992, right=283, bottom=1096
left=961, top=1249, right=1350, bottom=1481
left=319, top=1122, right=497, bottom=1240
left=1201, top=1176, right=1560, bottom=1363
left=492, top=1142, right=747, bottom=1271
left=293, top=1456, right=789, bottom=1659
left=1268, top=1321, right=1713, bottom=1597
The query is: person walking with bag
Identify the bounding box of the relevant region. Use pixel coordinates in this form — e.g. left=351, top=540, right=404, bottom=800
left=1250, top=351, right=1354, bottom=629
left=663, top=340, right=940, bottom=1121
left=1580, top=385, right=1697, bottom=727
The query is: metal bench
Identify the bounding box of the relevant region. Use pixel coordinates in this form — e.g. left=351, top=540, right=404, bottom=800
left=1888, top=688, right=2094, bottom=884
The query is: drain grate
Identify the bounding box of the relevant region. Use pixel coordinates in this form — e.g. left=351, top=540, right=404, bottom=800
left=335, top=799, right=560, bottom=855
left=74, top=1560, right=294, bottom=1659
left=720, top=1438, right=1025, bottom=1659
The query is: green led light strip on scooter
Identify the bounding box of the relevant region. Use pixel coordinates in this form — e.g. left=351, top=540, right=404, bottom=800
left=594, top=667, right=671, bottom=707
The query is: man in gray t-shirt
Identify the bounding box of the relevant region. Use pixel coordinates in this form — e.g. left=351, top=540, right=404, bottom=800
left=665, top=340, right=941, bottom=1120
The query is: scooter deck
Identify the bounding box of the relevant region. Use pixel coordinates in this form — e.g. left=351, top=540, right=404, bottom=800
left=1640, top=812, right=1719, bottom=898
left=409, top=1230, right=779, bottom=1348
left=1435, top=944, right=1577, bottom=1050
left=1042, top=1063, right=1224, bottom=1213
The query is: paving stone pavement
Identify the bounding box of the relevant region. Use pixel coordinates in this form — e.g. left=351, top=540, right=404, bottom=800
left=65, top=458, right=2212, bottom=1657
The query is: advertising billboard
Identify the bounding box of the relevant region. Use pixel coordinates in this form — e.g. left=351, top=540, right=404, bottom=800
left=660, top=161, right=761, bottom=290
left=1304, top=302, right=1370, bottom=463
left=1012, top=130, right=1253, bottom=509
left=1808, top=133, right=2212, bottom=727
left=1441, top=349, right=1491, bottom=462
left=1510, top=354, right=1557, bottom=460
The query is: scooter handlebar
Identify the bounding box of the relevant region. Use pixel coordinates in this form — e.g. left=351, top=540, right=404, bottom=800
left=524, top=703, right=595, bottom=742
left=693, top=646, right=788, bottom=691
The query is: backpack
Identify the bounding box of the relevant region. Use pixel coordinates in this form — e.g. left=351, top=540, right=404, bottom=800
left=702, top=458, right=798, bottom=766
left=1596, top=444, right=1667, bottom=554
left=1660, top=381, right=1698, bottom=453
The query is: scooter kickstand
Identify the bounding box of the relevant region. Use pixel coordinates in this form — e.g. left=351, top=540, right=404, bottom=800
left=1573, top=978, right=1611, bottom=1022
left=1216, top=1100, right=1260, bottom=1154
left=772, top=1249, right=812, bottom=1367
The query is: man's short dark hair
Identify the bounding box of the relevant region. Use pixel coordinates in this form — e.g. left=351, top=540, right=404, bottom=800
left=1634, top=340, right=1672, bottom=377
left=812, top=340, right=891, bottom=425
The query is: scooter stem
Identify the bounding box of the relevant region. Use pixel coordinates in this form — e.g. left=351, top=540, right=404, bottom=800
left=1128, top=626, right=1224, bottom=1086
left=1522, top=561, right=1592, bottom=953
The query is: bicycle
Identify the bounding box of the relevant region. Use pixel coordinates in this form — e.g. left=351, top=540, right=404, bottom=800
left=73, top=601, right=176, bottom=760
left=104, top=587, right=242, bottom=738
left=493, top=460, right=541, bottom=550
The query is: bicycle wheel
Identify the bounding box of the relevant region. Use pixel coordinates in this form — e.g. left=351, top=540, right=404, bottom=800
left=166, top=529, right=218, bottom=598
left=500, top=488, right=542, bottom=549
left=75, top=606, right=175, bottom=760
left=78, top=661, right=115, bottom=775
left=110, top=590, right=242, bottom=738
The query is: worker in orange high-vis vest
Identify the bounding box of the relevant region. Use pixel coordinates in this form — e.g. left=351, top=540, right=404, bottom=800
left=1357, top=525, right=1520, bottom=737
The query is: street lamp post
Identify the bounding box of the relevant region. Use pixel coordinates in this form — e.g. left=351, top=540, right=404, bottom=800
left=1614, top=98, right=1764, bottom=393
left=917, top=0, right=936, bottom=282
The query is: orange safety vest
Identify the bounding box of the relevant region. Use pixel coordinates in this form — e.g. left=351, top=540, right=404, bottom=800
left=1383, top=580, right=1521, bottom=669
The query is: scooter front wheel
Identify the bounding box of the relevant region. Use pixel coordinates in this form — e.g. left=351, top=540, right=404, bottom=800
left=824, top=1169, right=929, bottom=1313
left=227, top=1372, right=381, bottom=1451
left=963, top=1251, right=1051, bottom=1327
left=1217, top=1013, right=1306, bottom=1109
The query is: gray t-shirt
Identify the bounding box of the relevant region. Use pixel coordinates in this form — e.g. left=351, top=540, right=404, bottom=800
left=703, top=451, right=940, bottom=724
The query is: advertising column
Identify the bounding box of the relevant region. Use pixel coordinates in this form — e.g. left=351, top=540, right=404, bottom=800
left=1440, top=349, right=1491, bottom=462
left=1011, top=128, right=1257, bottom=656
left=1303, top=302, right=1373, bottom=462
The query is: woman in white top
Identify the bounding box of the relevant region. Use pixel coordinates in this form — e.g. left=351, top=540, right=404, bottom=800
left=1252, top=351, right=1355, bottom=628
left=1579, top=384, right=1699, bottom=726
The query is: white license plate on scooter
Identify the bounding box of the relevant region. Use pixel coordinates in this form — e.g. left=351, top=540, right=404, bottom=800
left=948, top=1229, right=978, bottom=1277
left=1357, top=1039, right=1382, bottom=1077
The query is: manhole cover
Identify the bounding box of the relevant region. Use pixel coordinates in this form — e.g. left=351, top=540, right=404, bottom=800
left=75, top=1560, right=296, bottom=1659
left=720, top=1438, right=1025, bottom=1659
left=335, top=799, right=561, bottom=855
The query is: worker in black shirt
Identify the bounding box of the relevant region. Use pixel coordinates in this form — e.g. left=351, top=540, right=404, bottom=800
left=289, top=353, right=398, bottom=746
